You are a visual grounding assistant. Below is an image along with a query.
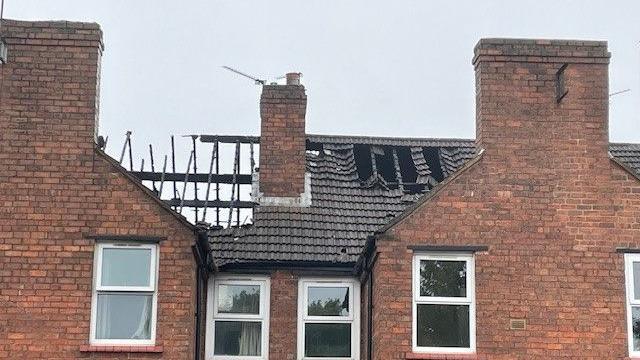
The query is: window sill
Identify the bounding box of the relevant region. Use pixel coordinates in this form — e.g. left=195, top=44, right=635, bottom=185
left=79, top=345, right=164, bottom=353
left=406, top=353, right=478, bottom=360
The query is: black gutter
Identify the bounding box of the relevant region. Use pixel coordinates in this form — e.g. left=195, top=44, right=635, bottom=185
left=367, top=265, right=374, bottom=360
left=193, top=228, right=216, bottom=360
left=218, top=260, right=356, bottom=275
left=191, top=244, right=203, bottom=360
left=354, top=235, right=378, bottom=360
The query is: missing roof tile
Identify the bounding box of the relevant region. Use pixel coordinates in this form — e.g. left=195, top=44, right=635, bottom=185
left=423, top=147, right=444, bottom=183
left=354, top=144, right=373, bottom=182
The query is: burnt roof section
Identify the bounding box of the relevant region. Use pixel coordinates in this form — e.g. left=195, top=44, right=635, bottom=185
left=209, top=136, right=640, bottom=269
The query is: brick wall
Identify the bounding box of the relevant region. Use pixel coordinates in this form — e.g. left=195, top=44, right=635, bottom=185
left=259, top=84, right=307, bottom=198
left=0, top=20, right=197, bottom=359
left=371, top=39, right=640, bottom=359
left=269, top=270, right=298, bottom=359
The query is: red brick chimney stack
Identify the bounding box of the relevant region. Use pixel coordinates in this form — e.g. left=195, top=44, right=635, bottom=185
left=0, top=20, right=103, bottom=156
left=473, top=39, right=610, bottom=169
left=258, top=72, right=308, bottom=203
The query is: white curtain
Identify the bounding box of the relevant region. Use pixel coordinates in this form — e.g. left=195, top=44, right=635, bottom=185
left=96, top=295, right=111, bottom=339
left=238, top=322, right=260, bottom=355
left=132, top=297, right=151, bottom=339
left=96, top=294, right=151, bottom=340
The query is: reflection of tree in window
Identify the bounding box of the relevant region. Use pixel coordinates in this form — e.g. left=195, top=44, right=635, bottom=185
left=420, top=260, right=466, bottom=297
left=308, top=298, right=347, bottom=316
left=229, top=290, right=259, bottom=313
left=308, top=288, right=349, bottom=316
left=417, top=304, right=469, bottom=347
left=219, top=285, right=260, bottom=314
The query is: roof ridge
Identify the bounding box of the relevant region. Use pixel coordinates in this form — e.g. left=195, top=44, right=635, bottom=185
left=307, top=133, right=476, bottom=143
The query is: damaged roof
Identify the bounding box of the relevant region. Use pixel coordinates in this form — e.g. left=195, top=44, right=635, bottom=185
left=209, top=136, right=640, bottom=269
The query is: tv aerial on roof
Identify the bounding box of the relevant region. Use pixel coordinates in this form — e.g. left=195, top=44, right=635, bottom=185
left=221, top=66, right=284, bottom=85
left=609, top=88, right=631, bottom=97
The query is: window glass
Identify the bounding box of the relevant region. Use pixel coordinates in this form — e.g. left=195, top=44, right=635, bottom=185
left=95, top=293, right=152, bottom=340
left=217, top=284, right=260, bottom=314
left=101, top=248, right=152, bottom=287
left=633, top=307, right=640, bottom=351
left=416, top=304, right=470, bottom=348
left=633, top=263, right=640, bottom=300
left=308, top=287, right=349, bottom=317
left=420, top=260, right=467, bottom=297
left=214, top=321, right=262, bottom=356
left=304, top=323, right=351, bottom=357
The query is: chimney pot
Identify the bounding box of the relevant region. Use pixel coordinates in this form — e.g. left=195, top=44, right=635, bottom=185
left=286, top=72, right=301, bottom=85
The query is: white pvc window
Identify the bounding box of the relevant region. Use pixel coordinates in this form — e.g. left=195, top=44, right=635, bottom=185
left=297, top=278, right=360, bottom=360
left=207, top=276, right=270, bottom=359
left=90, top=242, right=159, bottom=346
left=625, top=254, right=640, bottom=356
left=412, top=253, right=475, bottom=354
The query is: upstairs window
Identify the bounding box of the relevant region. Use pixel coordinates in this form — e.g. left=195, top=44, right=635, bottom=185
left=209, top=276, right=270, bottom=359
left=90, top=242, right=158, bottom=345
left=625, top=254, right=640, bottom=356
left=298, top=278, right=360, bottom=359
left=412, top=253, right=475, bottom=354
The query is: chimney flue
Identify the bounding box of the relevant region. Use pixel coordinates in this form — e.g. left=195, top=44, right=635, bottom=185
left=286, top=72, right=301, bottom=85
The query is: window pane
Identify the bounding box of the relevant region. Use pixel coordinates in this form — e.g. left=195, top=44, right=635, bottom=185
left=101, top=247, right=152, bottom=287
left=420, top=260, right=467, bottom=297
left=217, top=284, right=260, bottom=314
left=95, top=293, right=153, bottom=340
left=214, top=321, right=261, bottom=356
left=308, top=286, right=349, bottom=316
left=304, top=323, right=351, bottom=357
left=634, top=263, right=640, bottom=300
left=633, top=307, right=640, bottom=351
left=416, top=304, right=470, bottom=348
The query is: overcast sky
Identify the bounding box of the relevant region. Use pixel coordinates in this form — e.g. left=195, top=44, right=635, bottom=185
left=7, top=0, right=640, bottom=165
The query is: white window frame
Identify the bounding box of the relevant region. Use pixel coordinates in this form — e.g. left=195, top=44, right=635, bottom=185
left=89, top=242, right=159, bottom=346
left=625, top=253, right=640, bottom=357
left=205, top=275, right=270, bottom=360
left=297, top=277, right=360, bottom=360
left=412, top=253, right=476, bottom=354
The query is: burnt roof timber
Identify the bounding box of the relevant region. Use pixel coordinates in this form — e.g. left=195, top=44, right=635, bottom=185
left=166, top=199, right=257, bottom=209
left=129, top=171, right=252, bottom=184
left=200, top=135, right=260, bottom=144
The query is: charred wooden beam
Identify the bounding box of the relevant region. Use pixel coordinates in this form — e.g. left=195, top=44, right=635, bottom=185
left=191, top=136, right=199, bottom=220
left=129, top=171, right=252, bottom=184
left=171, top=135, right=177, bottom=209
left=200, top=135, right=260, bottom=144
left=215, top=141, right=220, bottom=227
left=166, top=199, right=256, bottom=209
left=391, top=148, right=404, bottom=192
left=201, top=144, right=218, bottom=222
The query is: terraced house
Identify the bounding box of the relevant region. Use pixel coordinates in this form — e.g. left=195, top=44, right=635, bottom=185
left=2, top=18, right=640, bottom=360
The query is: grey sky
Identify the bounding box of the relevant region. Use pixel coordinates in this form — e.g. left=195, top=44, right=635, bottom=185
left=7, top=0, right=640, bottom=164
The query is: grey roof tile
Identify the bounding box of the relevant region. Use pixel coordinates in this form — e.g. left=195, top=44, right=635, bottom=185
left=209, top=136, right=640, bottom=268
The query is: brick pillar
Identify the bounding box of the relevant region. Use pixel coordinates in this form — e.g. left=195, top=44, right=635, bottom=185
left=473, top=39, right=610, bottom=170
left=269, top=271, right=298, bottom=359
left=258, top=74, right=307, bottom=199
